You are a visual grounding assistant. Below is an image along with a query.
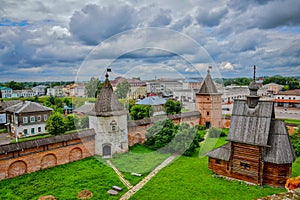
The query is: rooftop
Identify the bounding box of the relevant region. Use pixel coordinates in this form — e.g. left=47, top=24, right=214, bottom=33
left=5, top=101, right=52, bottom=113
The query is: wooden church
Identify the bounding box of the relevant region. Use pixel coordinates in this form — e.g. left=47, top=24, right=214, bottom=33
left=206, top=66, right=296, bottom=187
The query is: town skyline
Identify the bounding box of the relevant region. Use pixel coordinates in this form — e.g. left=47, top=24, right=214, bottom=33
left=0, top=0, right=300, bottom=82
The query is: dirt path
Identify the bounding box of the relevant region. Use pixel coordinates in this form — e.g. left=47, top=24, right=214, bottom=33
left=119, top=154, right=177, bottom=200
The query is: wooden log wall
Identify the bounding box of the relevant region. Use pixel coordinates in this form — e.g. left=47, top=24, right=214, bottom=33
left=231, top=142, right=262, bottom=184
left=263, top=162, right=292, bottom=187
left=208, top=157, right=230, bottom=176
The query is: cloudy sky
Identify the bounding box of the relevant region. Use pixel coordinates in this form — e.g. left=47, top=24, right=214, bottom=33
left=0, top=0, right=299, bottom=82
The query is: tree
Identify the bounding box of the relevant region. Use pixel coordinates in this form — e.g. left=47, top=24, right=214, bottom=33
left=145, top=120, right=201, bottom=156
left=290, top=126, right=300, bottom=157
left=46, top=112, right=66, bottom=135
left=64, top=114, right=76, bottom=131
left=145, top=119, right=178, bottom=150
left=164, top=99, right=182, bottom=115
left=79, top=115, right=89, bottom=129
left=115, top=80, right=130, bottom=99
left=130, top=104, right=152, bottom=120
left=85, top=77, right=102, bottom=98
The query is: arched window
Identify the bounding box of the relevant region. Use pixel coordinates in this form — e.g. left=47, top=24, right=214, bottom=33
left=110, top=120, right=117, bottom=131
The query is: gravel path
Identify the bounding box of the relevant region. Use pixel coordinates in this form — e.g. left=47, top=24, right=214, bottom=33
left=119, top=154, right=177, bottom=200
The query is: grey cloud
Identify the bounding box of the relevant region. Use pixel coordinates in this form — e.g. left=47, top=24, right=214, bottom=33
left=70, top=4, right=138, bottom=45
left=196, top=6, right=228, bottom=27
left=170, top=15, right=193, bottom=31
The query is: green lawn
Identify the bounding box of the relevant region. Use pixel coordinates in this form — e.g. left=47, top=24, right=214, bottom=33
left=284, top=119, right=300, bottom=126
left=0, top=138, right=298, bottom=200
left=0, top=157, right=126, bottom=200
left=0, top=128, right=7, bottom=134
left=292, top=157, right=300, bottom=177
left=130, top=137, right=289, bottom=200
left=110, top=144, right=170, bottom=185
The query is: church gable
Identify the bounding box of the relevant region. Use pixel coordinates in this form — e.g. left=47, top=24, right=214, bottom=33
left=228, top=100, right=274, bottom=146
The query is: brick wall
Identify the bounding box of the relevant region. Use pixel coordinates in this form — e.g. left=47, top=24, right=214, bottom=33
left=128, top=111, right=200, bottom=146
left=0, top=129, right=95, bottom=180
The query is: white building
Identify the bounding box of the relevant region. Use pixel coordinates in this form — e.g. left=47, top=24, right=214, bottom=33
left=32, top=85, right=47, bottom=96
left=88, top=73, right=128, bottom=157
left=275, top=89, right=300, bottom=108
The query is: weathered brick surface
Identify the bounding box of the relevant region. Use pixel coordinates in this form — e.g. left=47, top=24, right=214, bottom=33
left=0, top=135, right=95, bottom=180
left=128, top=112, right=200, bottom=146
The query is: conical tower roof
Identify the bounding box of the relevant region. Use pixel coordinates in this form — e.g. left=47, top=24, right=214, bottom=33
left=91, top=73, right=126, bottom=116
left=198, top=70, right=219, bottom=94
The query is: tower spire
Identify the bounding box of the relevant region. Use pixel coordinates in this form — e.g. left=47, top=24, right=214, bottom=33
left=208, top=66, right=212, bottom=73
left=253, top=65, right=256, bottom=81
left=247, top=65, right=260, bottom=108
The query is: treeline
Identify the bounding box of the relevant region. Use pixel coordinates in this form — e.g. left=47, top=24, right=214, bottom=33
left=263, top=76, right=300, bottom=90
left=0, top=80, right=75, bottom=90
left=221, top=76, right=300, bottom=90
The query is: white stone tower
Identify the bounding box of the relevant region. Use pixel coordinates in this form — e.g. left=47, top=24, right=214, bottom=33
left=88, top=72, right=128, bottom=157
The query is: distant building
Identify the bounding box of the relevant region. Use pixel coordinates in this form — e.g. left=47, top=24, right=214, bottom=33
left=206, top=72, right=296, bottom=187
left=47, top=86, right=64, bottom=97
left=146, top=79, right=183, bottom=96
left=111, top=77, right=147, bottom=99
left=12, top=89, right=35, bottom=98
left=5, top=101, right=52, bottom=137
left=69, top=83, right=86, bottom=97
left=222, top=86, right=249, bottom=104
left=0, top=86, right=13, bottom=98
left=136, top=96, right=167, bottom=116
left=274, top=89, right=300, bottom=108
left=264, top=83, right=283, bottom=95
left=32, top=85, right=47, bottom=96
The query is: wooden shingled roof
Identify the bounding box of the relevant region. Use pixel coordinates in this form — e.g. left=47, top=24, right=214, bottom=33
left=227, top=100, right=275, bottom=146
left=264, top=120, right=296, bottom=164
left=205, top=143, right=231, bottom=161
left=0, top=100, right=22, bottom=112
left=0, top=129, right=95, bottom=154
left=198, top=71, right=219, bottom=94
left=90, top=73, right=127, bottom=117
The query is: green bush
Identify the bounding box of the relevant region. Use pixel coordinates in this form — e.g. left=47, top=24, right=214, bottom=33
left=290, top=126, right=300, bottom=157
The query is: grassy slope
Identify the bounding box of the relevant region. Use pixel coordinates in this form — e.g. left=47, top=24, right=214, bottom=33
left=0, top=157, right=126, bottom=200
left=131, top=137, right=288, bottom=200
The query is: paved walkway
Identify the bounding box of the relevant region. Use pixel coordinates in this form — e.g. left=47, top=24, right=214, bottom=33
left=106, top=160, right=133, bottom=189
left=119, top=154, right=177, bottom=200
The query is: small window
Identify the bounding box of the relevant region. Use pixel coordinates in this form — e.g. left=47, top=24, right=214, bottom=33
left=30, top=116, right=35, bottom=123
left=207, top=112, right=210, bottom=116
left=207, top=98, right=210, bottom=100
left=110, top=120, right=117, bottom=131
left=31, top=128, right=35, bottom=134
left=44, top=114, right=48, bottom=121
left=37, top=115, right=41, bottom=122
left=38, top=127, right=42, bottom=132
left=216, top=159, right=221, bottom=164
left=240, top=162, right=250, bottom=170
left=24, top=129, right=28, bottom=136
left=23, top=117, right=28, bottom=124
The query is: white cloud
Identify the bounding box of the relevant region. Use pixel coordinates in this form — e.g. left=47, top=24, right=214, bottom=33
left=220, top=62, right=234, bottom=71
